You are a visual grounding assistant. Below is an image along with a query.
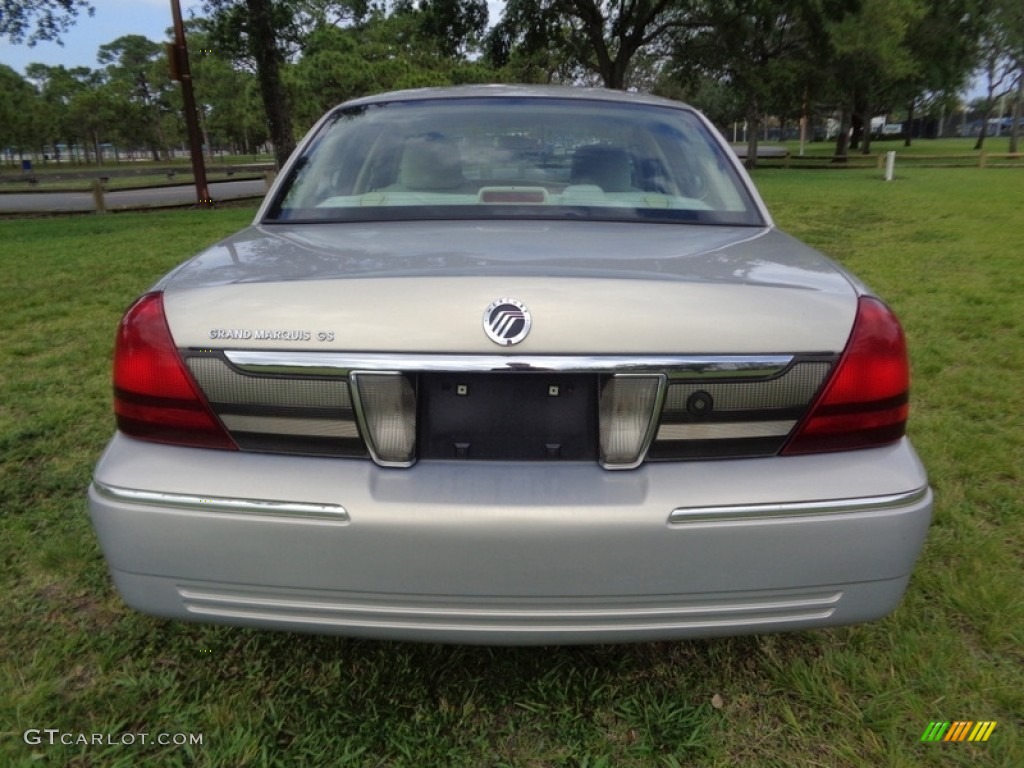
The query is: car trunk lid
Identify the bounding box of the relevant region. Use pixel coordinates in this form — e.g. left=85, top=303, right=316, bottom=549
left=160, top=221, right=858, bottom=354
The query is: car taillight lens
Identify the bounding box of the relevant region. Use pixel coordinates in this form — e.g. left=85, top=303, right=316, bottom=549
left=350, top=372, right=417, bottom=466
left=782, top=296, right=909, bottom=455
left=599, top=374, right=666, bottom=468
left=113, top=292, right=237, bottom=450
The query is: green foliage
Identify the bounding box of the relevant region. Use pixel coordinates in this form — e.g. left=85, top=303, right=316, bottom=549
left=0, top=64, right=40, bottom=154
left=418, top=0, right=489, bottom=59
left=22, top=63, right=101, bottom=160
left=0, top=0, right=93, bottom=45
left=828, top=0, right=926, bottom=95
left=97, top=35, right=180, bottom=160
left=825, top=0, right=932, bottom=153
left=662, top=0, right=846, bottom=166
left=287, top=5, right=498, bottom=127
left=903, top=0, right=981, bottom=99
left=487, top=0, right=698, bottom=89
left=187, top=21, right=269, bottom=155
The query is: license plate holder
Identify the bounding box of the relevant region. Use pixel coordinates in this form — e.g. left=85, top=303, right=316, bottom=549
left=418, top=373, right=598, bottom=460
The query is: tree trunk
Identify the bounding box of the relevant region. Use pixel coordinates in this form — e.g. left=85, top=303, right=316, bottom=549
left=974, top=61, right=998, bottom=151
left=247, top=0, right=296, bottom=169
left=833, top=107, right=850, bottom=162
left=974, top=116, right=989, bottom=151
left=158, top=126, right=171, bottom=162
left=1010, top=70, right=1023, bottom=155
left=744, top=97, right=760, bottom=170
left=850, top=112, right=863, bottom=151
left=861, top=109, right=873, bottom=155
left=904, top=98, right=915, bottom=148
left=604, top=55, right=628, bottom=90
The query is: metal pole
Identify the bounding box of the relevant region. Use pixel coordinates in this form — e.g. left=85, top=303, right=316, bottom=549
left=170, top=0, right=213, bottom=207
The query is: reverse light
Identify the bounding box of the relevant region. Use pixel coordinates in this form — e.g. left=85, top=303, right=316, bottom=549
left=113, top=293, right=237, bottom=450
left=350, top=372, right=417, bottom=466
left=783, top=296, right=909, bottom=455
left=599, top=374, right=666, bottom=468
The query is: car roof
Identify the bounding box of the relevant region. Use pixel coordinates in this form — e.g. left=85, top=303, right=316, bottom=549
left=334, top=84, right=696, bottom=113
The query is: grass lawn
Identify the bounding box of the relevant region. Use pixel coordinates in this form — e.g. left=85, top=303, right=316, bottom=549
left=1, top=169, right=1021, bottom=767
left=751, top=136, right=1023, bottom=169
left=775, top=135, right=1020, bottom=156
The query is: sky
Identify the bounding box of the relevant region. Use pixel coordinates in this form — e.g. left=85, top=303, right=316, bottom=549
left=0, top=1, right=204, bottom=74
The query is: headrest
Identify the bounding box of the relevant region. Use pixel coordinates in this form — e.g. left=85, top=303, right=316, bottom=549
left=399, top=134, right=465, bottom=191
left=571, top=145, right=633, bottom=192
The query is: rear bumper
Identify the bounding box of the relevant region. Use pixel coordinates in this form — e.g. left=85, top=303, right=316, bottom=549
left=89, top=434, right=932, bottom=644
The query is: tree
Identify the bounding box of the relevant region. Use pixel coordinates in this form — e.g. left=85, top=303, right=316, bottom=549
left=187, top=21, right=269, bottom=155
left=243, top=0, right=295, bottom=166
left=24, top=62, right=97, bottom=161
left=419, top=0, right=488, bottom=58
left=973, top=0, right=1024, bottom=150
left=0, top=0, right=93, bottom=45
left=489, top=0, right=704, bottom=89
left=898, top=0, right=982, bottom=146
left=0, top=64, right=40, bottom=161
left=203, top=0, right=310, bottom=167
left=203, top=0, right=492, bottom=163
left=485, top=0, right=590, bottom=84
left=1001, top=0, right=1024, bottom=152
left=68, top=81, right=122, bottom=162
left=667, top=0, right=844, bottom=168
left=826, top=0, right=926, bottom=156
left=202, top=0, right=370, bottom=167
left=98, top=35, right=177, bottom=160
left=288, top=5, right=495, bottom=126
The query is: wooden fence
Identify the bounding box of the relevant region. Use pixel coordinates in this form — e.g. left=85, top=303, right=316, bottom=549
left=754, top=152, right=1023, bottom=169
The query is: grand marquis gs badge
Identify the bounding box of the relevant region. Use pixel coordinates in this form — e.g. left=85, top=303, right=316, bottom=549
left=483, top=298, right=531, bottom=346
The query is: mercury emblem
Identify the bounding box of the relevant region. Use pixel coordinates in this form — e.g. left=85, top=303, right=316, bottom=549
left=483, top=298, right=531, bottom=346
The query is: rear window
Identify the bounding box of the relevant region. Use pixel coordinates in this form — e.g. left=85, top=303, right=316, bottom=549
left=265, top=97, right=764, bottom=226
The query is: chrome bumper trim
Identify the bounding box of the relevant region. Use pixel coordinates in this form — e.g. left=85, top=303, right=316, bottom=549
left=91, top=481, right=349, bottom=523
left=176, top=585, right=842, bottom=630
left=219, top=413, right=361, bottom=439
left=668, top=487, right=930, bottom=525
left=223, top=351, right=795, bottom=379
left=656, top=419, right=796, bottom=441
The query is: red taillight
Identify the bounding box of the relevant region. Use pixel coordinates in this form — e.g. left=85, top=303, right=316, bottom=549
left=113, top=292, right=237, bottom=450
left=783, top=296, right=909, bottom=455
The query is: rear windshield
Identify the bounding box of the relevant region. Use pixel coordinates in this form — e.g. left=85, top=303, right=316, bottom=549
left=264, top=97, right=764, bottom=226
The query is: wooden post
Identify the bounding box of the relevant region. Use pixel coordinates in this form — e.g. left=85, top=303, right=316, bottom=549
left=169, top=0, right=213, bottom=207
left=91, top=179, right=107, bottom=213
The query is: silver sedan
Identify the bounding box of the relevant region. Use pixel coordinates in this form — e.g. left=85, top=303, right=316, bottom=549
left=89, top=85, right=931, bottom=644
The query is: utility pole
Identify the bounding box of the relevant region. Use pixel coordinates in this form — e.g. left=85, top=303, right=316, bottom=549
left=169, top=0, right=213, bottom=208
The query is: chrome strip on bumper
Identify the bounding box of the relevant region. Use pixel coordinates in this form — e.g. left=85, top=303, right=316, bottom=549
left=92, top=481, right=349, bottom=522
left=174, top=583, right=843, bottom=632
left=224, top=351, right=795, bottom=379
left=669, top=487, right=929, bottom=525
left=656, top=419, right=796, bottom=441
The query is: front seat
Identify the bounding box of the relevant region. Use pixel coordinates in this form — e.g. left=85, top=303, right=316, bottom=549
left=570, top=145, right=634, bottom=192
left=398, top=134, right=465, bottom=191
